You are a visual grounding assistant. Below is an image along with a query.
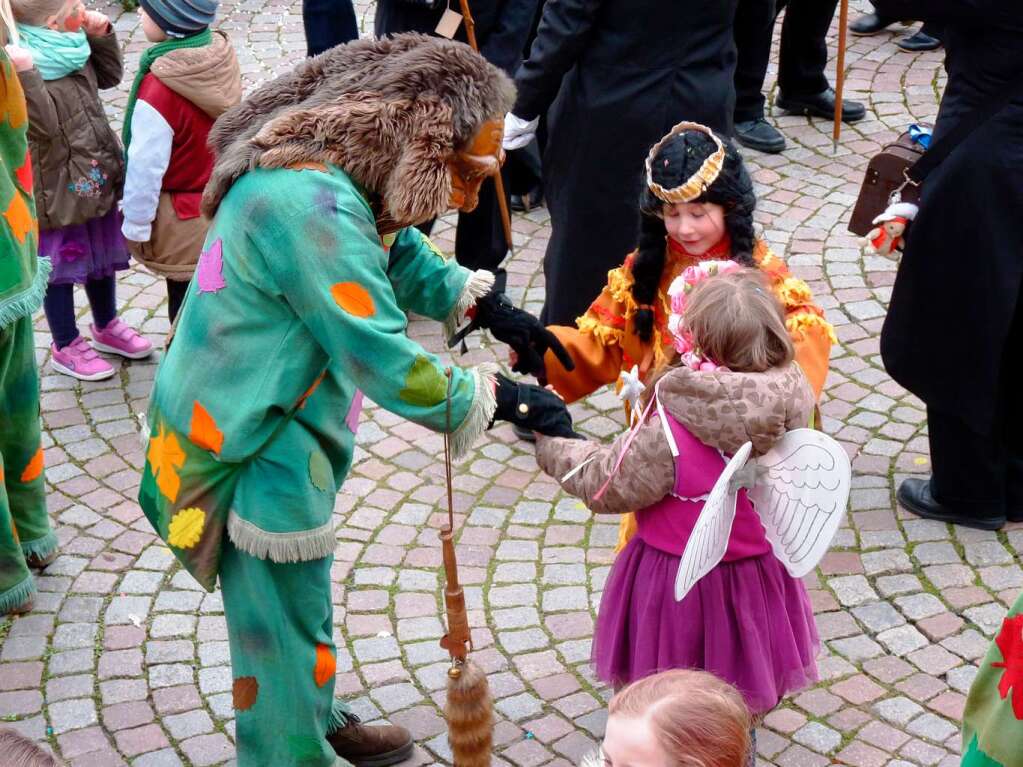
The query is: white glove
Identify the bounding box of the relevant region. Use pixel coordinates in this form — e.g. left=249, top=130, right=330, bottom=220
left=503, top=113, right=539, bottom=151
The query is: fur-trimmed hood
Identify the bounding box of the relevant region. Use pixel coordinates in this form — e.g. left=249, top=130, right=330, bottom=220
left=201, top=33, right=515, bottom=224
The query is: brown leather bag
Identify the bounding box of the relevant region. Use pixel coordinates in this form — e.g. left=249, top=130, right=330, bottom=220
left=848, top=128, right=927, bottom=236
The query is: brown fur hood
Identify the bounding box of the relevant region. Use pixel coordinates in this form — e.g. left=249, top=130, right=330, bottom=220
left=658, top=363, right=815, bottom=456
left=151, top=31, right=241, bottom=119
left=201, top=33, right=515, bottom=222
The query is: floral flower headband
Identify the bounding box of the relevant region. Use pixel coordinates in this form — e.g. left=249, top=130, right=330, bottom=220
left=665, top=260, right=742, bottom=372
left=645, top=121, right=726, bottom=205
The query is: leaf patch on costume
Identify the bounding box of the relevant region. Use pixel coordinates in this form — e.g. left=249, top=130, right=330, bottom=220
left=309, top=450, right=332, bottom=492
left=993, top=614, right=1023, bottom=718
left=381, top=232, right=397, bottom=252
left=422, top=234, right=450, bottom=261
left=232, top=676, right=259, bottom=711
left=331, top=282, right=375, bottom=318
left=344, top=390, right=364, bottom=433
left=15, top=151, right=32, bottom=194
left=197, top=239, right=227, bottom=294
left=399, top=355, right=447, bottom=407
left=4, top=191, right=34, bottom=244
left=167, top=507, right=205, bottom=549
left=147, top=423, right=186, bottom=503
left=189, top=401, right=224, bottom=454
left=20, top=446, right=43, bottom=483
left=313, top=643, right=335, bottom=688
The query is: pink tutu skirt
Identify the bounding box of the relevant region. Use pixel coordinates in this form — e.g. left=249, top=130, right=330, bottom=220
left=593, top=536, right=820, bottom=714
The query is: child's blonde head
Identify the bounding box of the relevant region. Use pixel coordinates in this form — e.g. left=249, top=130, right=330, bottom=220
left=10, top=0, right=68, bottom=27
left=604, top=669, right=751, bottom=767
left=682, top=269, right=793, bottom=373
left=0, top=729, right=62, bottom=767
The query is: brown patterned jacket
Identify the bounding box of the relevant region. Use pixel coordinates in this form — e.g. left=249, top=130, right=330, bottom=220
left=535, top=363, right=815, bottom=516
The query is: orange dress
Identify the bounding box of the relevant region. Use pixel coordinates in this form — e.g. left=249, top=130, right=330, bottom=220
left=541, top=235, right=835, bottom=549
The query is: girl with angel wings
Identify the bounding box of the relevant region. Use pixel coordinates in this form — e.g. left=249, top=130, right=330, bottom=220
left=535, top=268, right=824, bottom=716
left=512, top=121, right=834, bottom=553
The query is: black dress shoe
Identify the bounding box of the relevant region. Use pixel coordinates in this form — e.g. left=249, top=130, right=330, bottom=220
left=510, top=187, right=544, bottom=213
left=896, top=30, right=942, bottom=51
left=849, top=13, right=898, bottom=36
left=897, top=478, right=1005, bottom=531
left=734, top=118, right=787, bottom=154
left=776, top=88, right=867, bottom=123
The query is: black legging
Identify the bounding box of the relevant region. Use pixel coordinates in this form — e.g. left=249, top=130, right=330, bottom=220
left=43, top=276, right=116, bottom=350
left=167, top=279, right=189, bottom=325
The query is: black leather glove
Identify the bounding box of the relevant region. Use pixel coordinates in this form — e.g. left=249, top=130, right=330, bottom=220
left=474, top=288, right=575, bottom=379
left=492, top=374, right=582, bottom=439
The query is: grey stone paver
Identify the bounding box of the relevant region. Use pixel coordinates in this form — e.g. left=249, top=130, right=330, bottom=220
left=1, top=1, right=1018, bottom=765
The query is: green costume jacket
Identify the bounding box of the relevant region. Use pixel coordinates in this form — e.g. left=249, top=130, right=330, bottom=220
left=139, top=163, right=495, bottom=590
left=962, top=590, right=1023, bottom=767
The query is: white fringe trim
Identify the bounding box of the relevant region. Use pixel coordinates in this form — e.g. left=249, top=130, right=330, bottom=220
left=449, top=362, right=498, bottom=459
left=444, top=268, right=495, bottom=339
left=226, top=511, right=337, bottom=563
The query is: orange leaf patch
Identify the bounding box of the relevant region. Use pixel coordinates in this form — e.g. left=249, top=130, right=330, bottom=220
left=20, top=446, right=43, bottom=483
left=147, top=423, right=186, bottom=503
left=189, top=401, right=224, bottom=454
left=297, top=371, right=326, bottom=410
left=313, top=643, right=335, bottom=688
left=4, top=191, right=35, bottom=245
left=331, top=282, right=375, bottom=318
left=233, top=676, right=259, bottom=711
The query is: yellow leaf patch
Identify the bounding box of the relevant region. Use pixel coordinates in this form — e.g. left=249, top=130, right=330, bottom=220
left=167, top=507, right=206, bottom=549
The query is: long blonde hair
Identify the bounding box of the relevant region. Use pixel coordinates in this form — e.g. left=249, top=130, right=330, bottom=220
left=608, top=669, right=752, bottom=767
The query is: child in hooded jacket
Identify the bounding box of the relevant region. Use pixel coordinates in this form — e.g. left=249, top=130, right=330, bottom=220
left=121, top=0, right=241, bottom=324
left=11, top=0, right=152, bottom=381
left=536, top=269, right=820, bottom=717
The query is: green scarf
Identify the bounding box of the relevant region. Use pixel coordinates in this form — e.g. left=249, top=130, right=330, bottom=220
left=122, top=29, right=213, bottom=152
left=15, top=24, right=90, bottom=81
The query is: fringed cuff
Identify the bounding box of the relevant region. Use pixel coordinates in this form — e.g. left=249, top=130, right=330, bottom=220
left=0, top=257, right=51, bottom=329
left=450, top=362, right=498, bottom=459
left=20, top=530, right=58, bottom=560
left=226, top=512, right=336, bottom=563
left=326, top=698, right=353, bottom=734
left=444, top=269, right=496, bottom=339
left=0, top=574, right=35, bottom=614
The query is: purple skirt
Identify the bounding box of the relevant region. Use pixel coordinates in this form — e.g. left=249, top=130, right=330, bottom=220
left=40, top=207, right=130, bottom=285
left=593, top=536, right=820, bottom=714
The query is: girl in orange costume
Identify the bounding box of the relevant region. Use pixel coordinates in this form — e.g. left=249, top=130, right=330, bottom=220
left=527, top=122, right=834, bottom=548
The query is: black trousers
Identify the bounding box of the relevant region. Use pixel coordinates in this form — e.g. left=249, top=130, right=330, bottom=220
left=733, top=0, right=836, bottom=123
left=927, top=295, right=1023, bottom=520
left=302, top=0, right=359, bottom=56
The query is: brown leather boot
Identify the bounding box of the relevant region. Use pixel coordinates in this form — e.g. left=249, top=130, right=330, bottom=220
left=327, top=714, right=413, bottom=767
left=25, top=549, right=57, bottom=570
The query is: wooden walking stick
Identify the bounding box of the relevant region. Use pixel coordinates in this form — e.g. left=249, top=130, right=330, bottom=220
left=439, top=371, right=493, bottom=766
left=457, top=0, right=515, bottom=256
left=833, top=0, right=850, bottom=153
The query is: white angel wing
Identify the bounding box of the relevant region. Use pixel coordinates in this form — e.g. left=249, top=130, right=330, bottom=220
left=674, top=442, right=753, bottom=602
left=748, top=428, right=851, bottom=578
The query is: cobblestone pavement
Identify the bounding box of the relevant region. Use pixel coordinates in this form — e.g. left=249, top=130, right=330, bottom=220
left=2, top=2, right=1016, bottom=765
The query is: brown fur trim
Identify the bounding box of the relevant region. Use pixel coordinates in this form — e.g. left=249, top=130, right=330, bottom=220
left=202, top=34, right=515, bottom=220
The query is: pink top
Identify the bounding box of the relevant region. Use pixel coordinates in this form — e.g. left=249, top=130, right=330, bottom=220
left=636, top=412, right=771, bottom=560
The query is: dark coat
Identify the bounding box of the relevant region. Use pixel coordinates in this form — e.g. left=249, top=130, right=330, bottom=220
left=18, top=30, right=124, bottom=231
left=875, top=0, right=1023, bottom=434
left=374, top=0, right=539, bottom=76
left=512, top=0, right=739, bottom=325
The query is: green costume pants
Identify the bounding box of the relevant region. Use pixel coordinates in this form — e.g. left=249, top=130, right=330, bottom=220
left=0, top=314, right=54, bottom=613
left=220, top=539, right=353, bottom=767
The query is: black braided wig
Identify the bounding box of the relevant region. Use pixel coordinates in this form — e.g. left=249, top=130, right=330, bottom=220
left=631, top=131, right=756, bottom=342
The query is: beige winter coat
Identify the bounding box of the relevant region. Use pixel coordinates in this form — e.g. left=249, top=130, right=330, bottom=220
left=536, top=363, right=816, bottom=515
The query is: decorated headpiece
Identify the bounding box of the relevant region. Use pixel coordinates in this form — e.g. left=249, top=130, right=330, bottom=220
left=645, top=122, right=726, bottom=205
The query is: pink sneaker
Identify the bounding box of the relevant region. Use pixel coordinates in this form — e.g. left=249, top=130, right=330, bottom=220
left=51, top=337, right=116, bottom=381
left=90, top=318, right=153, bottom=360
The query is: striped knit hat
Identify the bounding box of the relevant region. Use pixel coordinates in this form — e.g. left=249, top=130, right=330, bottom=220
left=140, top=0, right=217, bottom=37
